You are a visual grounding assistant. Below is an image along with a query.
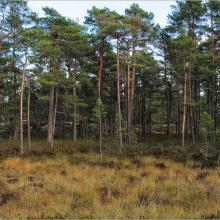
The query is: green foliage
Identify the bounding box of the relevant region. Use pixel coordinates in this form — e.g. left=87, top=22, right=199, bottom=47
left=200, top=112, right=214, bottom=147
left=0, top=0, right=220, bottom=148
left=92, top=98, right=106, bottom=122
left=200, top=112, right=214, bottom=129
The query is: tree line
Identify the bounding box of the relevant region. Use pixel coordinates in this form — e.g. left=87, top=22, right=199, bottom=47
left=0, top=0, right=219, bottom=155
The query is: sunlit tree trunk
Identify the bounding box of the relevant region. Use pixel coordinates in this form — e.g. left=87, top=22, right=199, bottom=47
left=27, top=79, right=31, bottom=151
left=127, top=45, right=131, bottom=143
left=131, top=42, right=136, bottom=130
left=188, top=69, right=196, bottom=144
left=182, top=64, right=187, bottom=147
left=98, top=50, right=103, bottom=159
left=51, top=86, right=58, bottom=147
left=20, top=49, right=28, bottom=155
left=47, top=87, right=54, bottom=148
left=116, top=36, right=123, bottom=152
left=73, top=86, right=77, bottom=141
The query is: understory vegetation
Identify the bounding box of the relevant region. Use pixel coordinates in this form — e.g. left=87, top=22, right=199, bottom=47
left=0, top=139, right=220, bottom=218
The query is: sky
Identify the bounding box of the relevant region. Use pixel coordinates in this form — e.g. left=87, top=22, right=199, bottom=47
left=27, top=1, right=175, bottom=27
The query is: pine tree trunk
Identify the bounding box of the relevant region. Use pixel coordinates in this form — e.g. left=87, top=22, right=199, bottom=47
left=98, top=51, right=103, bottom=159
left=138, top=76, right=141, bottom=136
left=149, top=95, right=152, bottom=134
left=116, top=36, right=123, bottom=152
left=47, top=87, right=54, bottom=148
left=166, top=88, right=171, bottom=142
left=12, top=43, right=18, bottom=139
left=164, top=57, right=171, bottom=142
left=131, top=42, right=136, bottom=130
left=141, top=96, right=146, bottom=137
left=176, top=91, right=180, bottom=139
left=98, top=52, right=103, bottom=98
left=20, top=49, right=28, bottom=155
left=67, top=65, right=77, bottom=142
left=182, top=68, right=187, bottom=147
left=189, top=70, right=196, bottom=144
left=51, top=86, right=58, bottom=147
left=211, top=13, right=217, bottom=144
left=127, top=46, right=131, bottom=143
left=99, top=114, right=102, bottom=158
left=27, top=79, right=31, bottom=152
left=194, top=77, right=200, bottom=143
left=73, top=86, right=77, bottom=141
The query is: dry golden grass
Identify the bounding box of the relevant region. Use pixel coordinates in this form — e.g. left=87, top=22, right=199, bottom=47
left=0, top=140, right=220, bottom=218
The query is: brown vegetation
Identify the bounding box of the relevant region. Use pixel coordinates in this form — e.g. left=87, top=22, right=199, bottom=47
left=0, top=140, right=220, bottom=218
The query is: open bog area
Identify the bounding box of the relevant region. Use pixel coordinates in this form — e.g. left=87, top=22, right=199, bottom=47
left=0, top=140, right=220, bottom=219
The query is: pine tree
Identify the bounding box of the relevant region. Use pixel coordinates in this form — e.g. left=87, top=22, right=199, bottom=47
left=100, top=10, right=127, bottom=152
left=168, top=0, right=206, bottom=146
left=85, top=7, right=111, bottom=157
left=124, top=3, right=156, bottom=143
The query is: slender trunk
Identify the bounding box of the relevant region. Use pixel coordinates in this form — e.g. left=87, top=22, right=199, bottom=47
left=149, top=95, right=152, bottom=134
left=67, top=65, right=77, bottom=141
left=194, top=77, right=199, bottom=143
left=62, top=88, right=67, bottom=138
left=182, top=68, right=187, bottom=147
left=127, top=46, right=131, bottom=143
left=98, top=51, right=103, bottom=159
left=98, top=52, right=103, bottom=98
left=189, top=71, right=196, bottom=144
left=141, top=96, right=146, bottom=137
left=99, top=114, right=102, bottom=159
left=12, top=34, right=18, bottom=139
left=27, top=79, right=31, bottom=151
left=166, top=88, right=171, bottom=142
left=51, top=86, right=58, bottom=147
left=164, top=55, right=171, bottom=142
left=131, top=42, right=136, bottom=130
left=12, top=50, right=19, bottom=139
left=20, top=49, right=28, bottom=155
left=211, top=13, right=217, bottom=144
left=205, top=127, right=208, bottom=148
left=176, top=91, right=181, bottom=140
left=85, top=111, right=88, bottom=140
left=73, top=86, right=77, bottom=141
left=116, top=36, right=123, bottom=152
left=138, top=76, right=141, bottom=135
left=47, top=87, right=54, bottom=148
left=203, top=128, right=208, bottom=161
left=104, top=117, right=107, bottom=134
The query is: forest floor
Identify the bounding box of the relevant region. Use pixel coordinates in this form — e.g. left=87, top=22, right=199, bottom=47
left=0, top=138, right=220, bottom=218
